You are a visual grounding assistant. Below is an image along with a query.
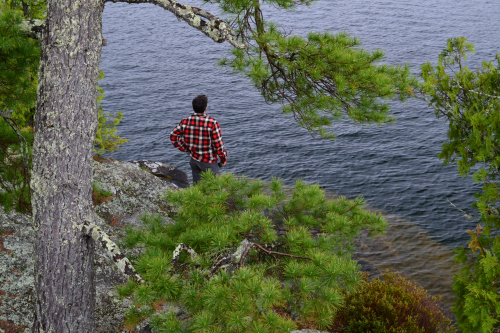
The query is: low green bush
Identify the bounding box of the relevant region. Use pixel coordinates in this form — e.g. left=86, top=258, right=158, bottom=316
left=331, top=271, right=457, bottom=333
left=118, top=172, right=387, bottom=332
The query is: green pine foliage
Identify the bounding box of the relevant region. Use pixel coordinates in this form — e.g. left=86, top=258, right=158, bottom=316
left=331, top=271, right=457, bottom=333
left=0, top=7, right=127, bottom=210
left=1, top=0, right=46, bottom=20
left=418, top=37, right=500, bottom=333
left=94, top=70, right=129, bottom=156
left=212, top=0, right=417, bottom=138
left=0, top=8, right=39, bottom=125
left=0, top=117, right=33, bottom=213
left=119, top=172, right=387, bottom=332
left=0, top=7, right=38, bottom=214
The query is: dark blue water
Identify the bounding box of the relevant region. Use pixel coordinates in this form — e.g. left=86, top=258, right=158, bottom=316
left=100, top=0, right=500, bottom=252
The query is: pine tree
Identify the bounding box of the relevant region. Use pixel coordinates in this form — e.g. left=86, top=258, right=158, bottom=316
left=0, top=9, right=38, bottom=213
left=0, top=4, right=128, bottom=213
left=0, top=0, right=128, bottom=153
left=417, top=37, right=500, bottom=333
left=216, top=0, right=417, bottom=138
left=119, top=173, right=387, bottom=332
left=16, top=0, right=417, bottom=329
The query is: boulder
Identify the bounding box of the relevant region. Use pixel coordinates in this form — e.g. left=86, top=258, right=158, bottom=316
left=130, top=160, right=188, bottom=189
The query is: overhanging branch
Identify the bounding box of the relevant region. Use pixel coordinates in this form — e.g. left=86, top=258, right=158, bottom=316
left=108, top=0, right=246, bottom=49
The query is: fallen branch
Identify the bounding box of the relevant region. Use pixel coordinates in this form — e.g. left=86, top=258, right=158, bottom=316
left=78, top=217, right=144, bottom=283
left=172, top=243, right=199, bottom=267
left=239, top=240, right=310, bottom=266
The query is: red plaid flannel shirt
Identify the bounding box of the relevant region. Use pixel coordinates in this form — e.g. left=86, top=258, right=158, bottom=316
left=170, top=113, right=227, bottom=164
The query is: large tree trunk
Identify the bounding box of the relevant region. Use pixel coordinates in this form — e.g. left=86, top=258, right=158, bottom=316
left=20, top=0, right=241, bottom=329
left=31, top=0, right=104, bottom=330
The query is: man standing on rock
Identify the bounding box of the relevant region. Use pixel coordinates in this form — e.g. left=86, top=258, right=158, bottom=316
left=170, top=94, right=227, bottom=184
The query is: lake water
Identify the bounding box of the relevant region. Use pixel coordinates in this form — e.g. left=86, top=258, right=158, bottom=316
left=99, top=0, right=500, bottom=309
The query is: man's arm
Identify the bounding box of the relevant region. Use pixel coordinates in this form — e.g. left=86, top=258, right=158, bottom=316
left=211, top=121, right=227, bottom=165
left=170, top=121, right=189, bottom=153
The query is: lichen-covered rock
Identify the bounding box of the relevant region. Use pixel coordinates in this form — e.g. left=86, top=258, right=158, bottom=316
left=0, top=208, right=33, bottom=332
left=92, top=156, right=180, bottom=227
left=0, top=157, right=186, bottom=332
left=131, top=160, right=188, bottom=189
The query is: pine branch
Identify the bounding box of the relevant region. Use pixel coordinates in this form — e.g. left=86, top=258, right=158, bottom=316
left=239, top=241, right=311, bottom=266
left=172, top=243, right=199, bottom=267
left=455, top=82, right=500, bottom=100
left=108, top=0, right=245, bottom=49
left=79, top=217, right=144, bottom=283
left=0, top=112, right=30, bottom=182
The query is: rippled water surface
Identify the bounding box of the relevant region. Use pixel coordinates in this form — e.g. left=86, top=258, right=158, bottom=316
left=100, top=0, right=500, bottom=308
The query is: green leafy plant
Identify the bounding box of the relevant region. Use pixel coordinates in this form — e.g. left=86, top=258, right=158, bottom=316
left=417, top=37, right=500, bottom=333
left=94, top=70, right=129, bottom=156
left=331, top=271, right=456, bottom=333
left=119, top=172, right=387, bottom=332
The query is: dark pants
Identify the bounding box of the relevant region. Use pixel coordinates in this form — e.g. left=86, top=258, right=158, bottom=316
left=189, top=158, right=220, bottom=184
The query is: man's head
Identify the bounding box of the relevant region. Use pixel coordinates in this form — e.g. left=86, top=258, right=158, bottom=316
left=192, top=94, right=208, bottom=113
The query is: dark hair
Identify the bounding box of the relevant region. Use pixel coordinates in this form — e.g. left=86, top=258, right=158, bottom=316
left=192, top=95, right=208, bottom=113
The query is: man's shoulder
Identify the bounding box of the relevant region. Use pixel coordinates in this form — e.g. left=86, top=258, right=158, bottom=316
left=181, top=114, right=220, bottom=127
left=204, top=114, right=220, bottom=125
left=179, top=114, right=198, bottom=124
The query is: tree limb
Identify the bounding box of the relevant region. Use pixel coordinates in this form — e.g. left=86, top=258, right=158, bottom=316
left=78, top=218, right=144, bottom=283
left=239, top=240, right=311, bottom=266
left=172, top=243, right=199, bottom=267
left=108, top=0, right=246, bottom=49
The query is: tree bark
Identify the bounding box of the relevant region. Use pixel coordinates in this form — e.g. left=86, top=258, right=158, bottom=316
left=23, top=0, right=242, bottom=329
left=31, top=0, right=104, bottom=330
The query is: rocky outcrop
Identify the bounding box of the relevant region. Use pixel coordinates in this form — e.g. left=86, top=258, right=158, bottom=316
left=92, top=156, right=187, bottom=226
left=130, top=160, right=189, bottom=189
left=0, top=157, right=330, bottom=333
left=0, top=157, right=186, bottom=332
left=0, top=209, right=33, bottom=333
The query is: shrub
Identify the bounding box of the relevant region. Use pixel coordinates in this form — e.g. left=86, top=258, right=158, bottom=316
left=118, top=172, right=387, bottom=332
left=418, top=38, right=500, bottom=332
left=331, top=271, right=457, bottom=333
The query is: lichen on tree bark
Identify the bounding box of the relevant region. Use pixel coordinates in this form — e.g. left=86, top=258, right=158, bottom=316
left=23, top=0, right=244, bottom=330
left=30, top=0, right=104, bottom=330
